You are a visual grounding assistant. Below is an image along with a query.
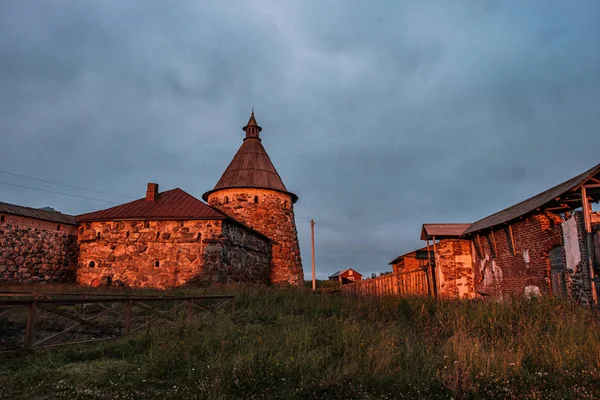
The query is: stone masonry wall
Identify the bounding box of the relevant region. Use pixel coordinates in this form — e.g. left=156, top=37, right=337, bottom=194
left=208, top=188, right=304, bottom=286
left=435, top=239, right=475, bottom=299
left=77, top=220, right=223, bottom=288
left=392, top=253, right=422, bottom=274
left=201, top=221, right=271, bottom=285
left=471, top=213, right=564, bottom=299
left=0, top=222, right=78, bottom=284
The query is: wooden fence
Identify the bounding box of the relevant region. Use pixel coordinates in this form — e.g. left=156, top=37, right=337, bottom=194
left=339, top=269, right=430, bottom=297
left=0, top=292, right=234, bottom=354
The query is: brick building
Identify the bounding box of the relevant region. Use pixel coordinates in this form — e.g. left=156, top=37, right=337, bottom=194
left=389, top=247, right=434, bottom=275
left=405, top=163, right=600, bottom=303
left=0, top=202, right=79, bottom=284
left=203, top=112, right=304, bottom=286
left=76, top=184, right=271, bottom=288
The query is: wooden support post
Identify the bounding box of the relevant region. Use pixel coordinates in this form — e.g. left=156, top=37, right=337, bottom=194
left=426, top=238, right=435, bottom=297
left=24, top=301, right=37, bottom=350
left=124, top=300, right=133, bottom=335
left=186, top=299, right=194, bottom=323
left=581, top=186, right=598, bottom=306
left=491, top=230, right=498, bottom=256
left=432, top=236, right=440, bottom=297
left=508, top=225, right=517, bottom=256
left=311, top=220, right=316, bottom=291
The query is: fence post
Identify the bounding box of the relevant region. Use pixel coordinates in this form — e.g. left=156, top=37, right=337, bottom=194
left=186, top=299, right=194, bottom=323
left=124, top=300, right=133, bottom=335
left=24, top=301, right=37, bottom=350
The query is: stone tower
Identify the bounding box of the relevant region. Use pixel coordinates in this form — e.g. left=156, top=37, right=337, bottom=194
left=203, top=112, right=304, bottom=286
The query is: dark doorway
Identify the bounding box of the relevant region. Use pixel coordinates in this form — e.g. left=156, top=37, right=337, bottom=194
left=549, top=246, right=567, bottom=297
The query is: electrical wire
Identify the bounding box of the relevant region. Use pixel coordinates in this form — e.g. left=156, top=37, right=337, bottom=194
left=0, top=181, right=120, bottom=204
left=0, top=170, right=135, bottom=199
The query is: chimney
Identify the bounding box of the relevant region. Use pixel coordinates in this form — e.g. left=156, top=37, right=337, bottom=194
left=146, top=183, right=159, bottom=202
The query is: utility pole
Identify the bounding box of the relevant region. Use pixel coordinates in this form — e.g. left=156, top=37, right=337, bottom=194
left=311, top=219, right=316, bottom=291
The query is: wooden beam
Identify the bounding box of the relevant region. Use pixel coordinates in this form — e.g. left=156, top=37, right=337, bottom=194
left=508, top=225, right=517, bottom=256
left=582, top=186, right=598, bottom=307
left=491, top=230, right=498, bottom=256
left=476, top=234, right=484, bottom=257
left=583, top=184, right=600, bottom=189
left=588, top=177, right=600, bottom=184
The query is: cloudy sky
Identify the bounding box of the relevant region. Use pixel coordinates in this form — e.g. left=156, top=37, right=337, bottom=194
left=1, top=1, right=599, bottom=279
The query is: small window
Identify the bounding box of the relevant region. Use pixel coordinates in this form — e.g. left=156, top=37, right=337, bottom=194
left=56, top=225, right=61, bottom=231
left=89, top=261, right=95, bottom=268
left=96, top=232, right=101, bottom=239
left=144, top=221, right=150, bottom=228
left=284, top=201, right=288, bottom=209
left=79, top=227, right=84, bottom=234
left=156, top=231, right=160, bottom=239
left=224, top=196, right=229, bottom=204
left=196, top=233, right=201, bottom=241
left=154, top=260, right=160, bottom=268
left=254, top=196, right=259, bottom=204
left=125, top=231, right=130, bottom=238
left=0, top=215, right=5, bottom=223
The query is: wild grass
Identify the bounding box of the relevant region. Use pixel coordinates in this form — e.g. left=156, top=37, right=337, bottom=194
left=1, top=287, right=600, bottom=399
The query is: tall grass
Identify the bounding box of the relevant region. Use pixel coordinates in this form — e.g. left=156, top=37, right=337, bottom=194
left=1, top=288, right=600, bottom=399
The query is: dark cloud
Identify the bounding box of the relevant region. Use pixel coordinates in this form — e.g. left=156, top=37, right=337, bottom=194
left=1, top=0, right=600, bottom=278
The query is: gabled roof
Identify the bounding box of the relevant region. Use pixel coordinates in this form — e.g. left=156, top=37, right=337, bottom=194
left=389, top=246, right=432, bottom=265
left=464, top=162, right=600, bottom=234
left=202, top=113, right=298, bottom=203
left=328, top=269, right=362, bottom=278
left=0, top=201, right=77, bottom=225
left=420, top=223, right=471, bottom=240
left=76, top=188, right=227, bottom=222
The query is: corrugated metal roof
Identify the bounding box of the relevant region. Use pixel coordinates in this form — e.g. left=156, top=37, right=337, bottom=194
left=203, top=113, right=298, bottom=203
left=76, top=188, right=227, bottom=222
left=420, top=223, right=471, bottom=240
left=464, top=162, right=600, bottom=234
left=389, top=246, right=431, bottom=265
left=0, top=201, right=77, bottom=225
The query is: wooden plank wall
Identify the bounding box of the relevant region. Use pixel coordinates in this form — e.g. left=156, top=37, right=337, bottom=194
left=339, top=269, right=429, bottom=297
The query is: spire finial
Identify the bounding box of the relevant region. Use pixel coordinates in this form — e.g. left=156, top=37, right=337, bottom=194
left=243, top=109, right=262, bottom=140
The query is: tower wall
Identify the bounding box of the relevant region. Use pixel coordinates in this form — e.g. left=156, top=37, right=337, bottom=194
left=207, top=188, right=303, bottom=286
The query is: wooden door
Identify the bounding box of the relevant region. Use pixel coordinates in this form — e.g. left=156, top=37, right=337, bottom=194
left=549, top=246, right=566, bottom=298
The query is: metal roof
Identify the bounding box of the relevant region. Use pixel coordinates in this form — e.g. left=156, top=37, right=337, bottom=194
left=328, top=269, right=362, bottom=278
left=420, top=223, right=471, bottom=240
left=464, top=162, right=600, bottom=234
left=76, top=188, right=228, bottom=222
left=0, top=201, right=77, bottom=225
left=202, top=113, right=298, bottom=203
left=389, top=246, right=432, bottom=265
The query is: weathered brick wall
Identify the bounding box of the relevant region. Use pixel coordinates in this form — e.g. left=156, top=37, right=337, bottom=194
left=77, top=220, right=223, bottom=288
left=471, top=213, right=564, bottom=299
left=0, top=222, right=78, bottom=284
left=202, top=221, right=271, bottom=285
left=76, top=219, right=271, bottom=289
left=569, top=211, right=599, bottom=305
left=207, top=188, right=304, bottom=286
left=0, top=214, right=77, bottom=234
left=435, top=239, right=475, bottom=299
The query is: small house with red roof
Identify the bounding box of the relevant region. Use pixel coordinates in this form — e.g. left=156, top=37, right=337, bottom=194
left=76, top=183, right=272, bottom=288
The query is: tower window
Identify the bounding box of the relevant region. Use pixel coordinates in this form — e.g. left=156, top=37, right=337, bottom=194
left=254, top=196, right=259, bottom=204
left=284, top=201, right=288, bottom=209
left=224, top=196, right=229, bottom=204
left=156, top=231, right=160, bottom=239
left=56, top=225, right=61, bottom=231
left=96, top=232, right=101, bottom=239
left=89, top=261, right=95, bottom=268
left=126, top=231, right=130, bottom=239
left=0, top=215, right=5, bottom=223
left=154, top=260, right=160, bottom=268
left=144, top=221, right=150, bottom=228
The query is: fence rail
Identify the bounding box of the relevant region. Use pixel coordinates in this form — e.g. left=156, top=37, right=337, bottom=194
left=339, top=269, right=430, bottom=297
left=0, top=293, right=234, bottom=354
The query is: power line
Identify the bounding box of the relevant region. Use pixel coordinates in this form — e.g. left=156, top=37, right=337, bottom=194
left=0, top=181, right=119, bottom=204
left=0, top=170, right=135, bottom=199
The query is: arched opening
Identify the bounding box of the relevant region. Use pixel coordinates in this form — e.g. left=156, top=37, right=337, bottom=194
left=224, top=196, right=229, bottom=204
left=96, top=232, right=101, bottom=239
left=0, top=215, right=5, bottom=223
left=154, top=260, right=160, bottom=268
left=126, top=231, right=130, bottom=239
left=254, top=196, right=259, bottom=204
left=89, top=261, right=95, bottom=268
left=549, top=245, right=566, bottom=297
left=56, top=225, right=61, bottom=231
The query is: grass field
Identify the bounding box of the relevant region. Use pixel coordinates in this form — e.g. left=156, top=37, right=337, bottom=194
left=1, top=287, right=600, bottom=399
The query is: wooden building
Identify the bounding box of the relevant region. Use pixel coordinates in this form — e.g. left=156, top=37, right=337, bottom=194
left=328, top=269, right=363, bottom=284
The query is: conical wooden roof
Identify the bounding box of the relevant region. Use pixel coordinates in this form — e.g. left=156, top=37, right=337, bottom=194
left=203, top=113, right=298, bottom=203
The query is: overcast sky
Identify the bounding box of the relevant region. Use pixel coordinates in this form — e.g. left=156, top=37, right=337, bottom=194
left=1, top=1, right=600, bottom=279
